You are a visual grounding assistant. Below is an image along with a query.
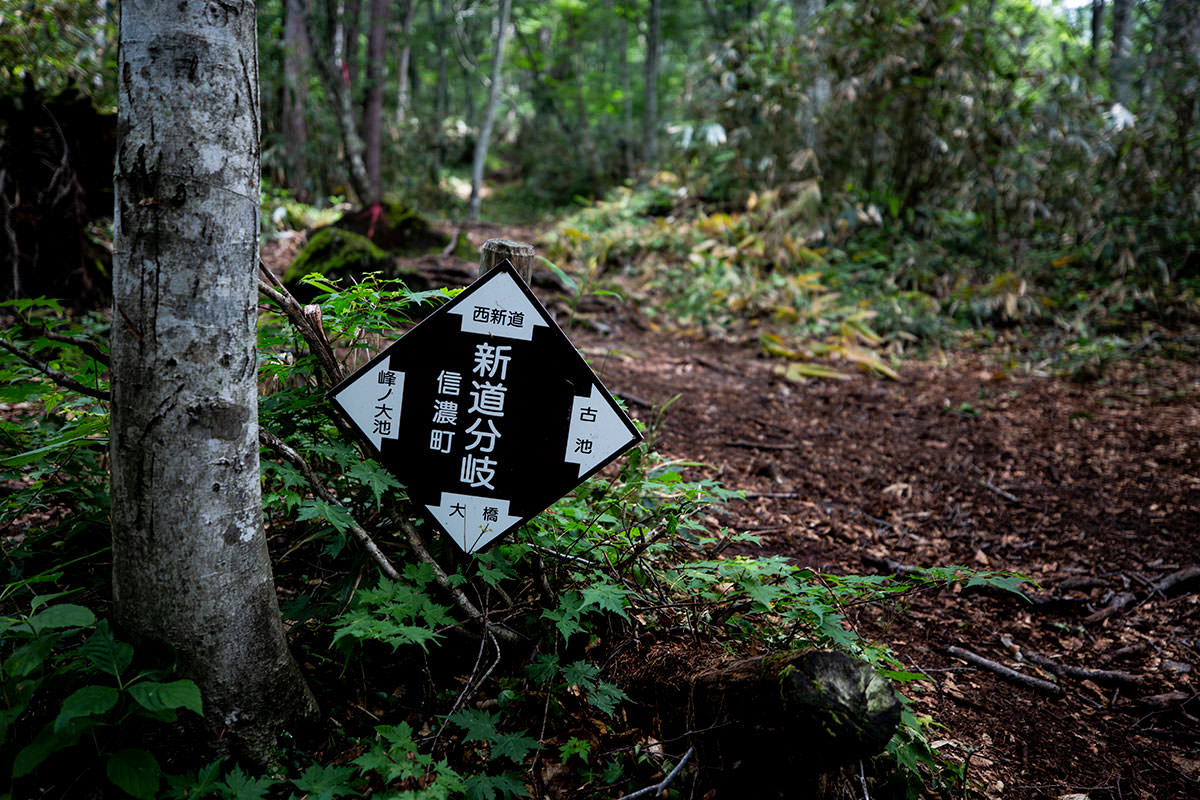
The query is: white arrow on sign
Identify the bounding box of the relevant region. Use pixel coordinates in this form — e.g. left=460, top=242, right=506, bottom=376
left=426, top=492, right=521, bottom=553
left=564, top=384, right=639, bottom=478
left=332, top=365, right=404, bottom=450
left=447, top=269, right=549, bottom=342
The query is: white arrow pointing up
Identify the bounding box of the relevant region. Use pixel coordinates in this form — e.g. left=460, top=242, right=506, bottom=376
left=447, top=270, right=548, bottom=342
left=564, top=384, right=639, bottom=478
left=427, top=492, right=521, bottom=553
left=331, top=364, right=404, bottom=452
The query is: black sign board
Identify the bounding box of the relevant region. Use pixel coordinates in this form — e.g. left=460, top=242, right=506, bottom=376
left=329, top=261, right=642, bottom=552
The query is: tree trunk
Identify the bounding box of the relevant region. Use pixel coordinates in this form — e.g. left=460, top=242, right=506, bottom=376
left=283, top=0, right=312, bottom=200
left=309, top=0, right=372, bottom=202
left=1090, top=0, right=1105, bottom=77
left=111, top=0, right=318, bottom=760
left=468, top=0, right=513, bottom=222
left=619, top=0, right=635, bottom=177
left=431, top=0, right=449, bottom=185
left=363, top=0, right=388, bottom=202
left=643, top=0, right=661, bottom=168
left=1110, top=0, right=1133, bottom=105
left=396, top=0, right=418, bottom=125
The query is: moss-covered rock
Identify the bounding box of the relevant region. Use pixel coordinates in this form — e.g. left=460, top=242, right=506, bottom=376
left=336, top=200, right=449, bottom=255
left=285, top=227, right=392, bottom=283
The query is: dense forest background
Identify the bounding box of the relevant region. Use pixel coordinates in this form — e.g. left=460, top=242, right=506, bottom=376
left=1, top=1, right=1198, bottom=799
left=4, top=0, right=1198, bottom=344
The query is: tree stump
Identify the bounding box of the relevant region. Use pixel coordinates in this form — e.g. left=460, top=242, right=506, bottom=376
left=615, top=646, right=902, bottom=796
left=478, top=238, right=535, bottom=282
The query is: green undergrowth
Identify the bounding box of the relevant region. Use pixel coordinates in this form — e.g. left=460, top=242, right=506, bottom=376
left=1, top=279, right=1027, bottom=798
left=544, top=177, right=1199, bottom=383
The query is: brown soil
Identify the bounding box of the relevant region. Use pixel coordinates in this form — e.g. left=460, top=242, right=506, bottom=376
left=566, top=317, right=1200, bottom=800
left=277, top=226, right=1200, bottom=800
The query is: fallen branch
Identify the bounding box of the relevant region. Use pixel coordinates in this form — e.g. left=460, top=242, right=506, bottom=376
left=0, top=338, right=110, bottom=402
left=945, top=646, right=1062, bottom=697
left=1153, top=566, right=1200, bottom=596
left=38, top=330, right=110, bottom=365
left=616, top=748, right=694, bottom=800
left=258, top=427, right=401, bottom=582
left=726, top=440, right=801, bottom=451
left=981, top=480, right=1024, bottom=505
left=398, top=517, right=520, bottom=643
left=257, top=260, right=342, bottom=386
left=1020, top=651, right=1143, bottom=688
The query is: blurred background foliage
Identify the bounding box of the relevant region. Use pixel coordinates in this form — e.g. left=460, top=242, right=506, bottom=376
left=2, top=0, right=1198, bottom=364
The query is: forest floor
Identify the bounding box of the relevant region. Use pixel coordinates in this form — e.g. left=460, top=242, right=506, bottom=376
left=267, top=223, right=1200, bottom=800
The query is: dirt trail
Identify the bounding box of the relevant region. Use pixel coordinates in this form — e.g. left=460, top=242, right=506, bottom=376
left=293, top=225, right=1200, bottom=799
left=569, top=319, right=1200, bottom=800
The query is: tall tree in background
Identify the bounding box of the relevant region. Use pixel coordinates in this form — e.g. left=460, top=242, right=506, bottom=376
left=308, top=0, right=372, bottom=203
left=644, top=0, right=661, bottom=168
left=1110, top=0, right=1133, bottom=105
left=363, top=0, right=388, bottom=201
left=111, top=0, right=317, bottom=757
left=468, top=0, right=513, bottom=221
left=283, top=0, right=312, bottom=200
left=395, top=0, right=419, bottom=125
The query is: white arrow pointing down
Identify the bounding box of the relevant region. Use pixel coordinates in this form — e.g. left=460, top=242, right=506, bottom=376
left=427, top=493, right=521, bottom=553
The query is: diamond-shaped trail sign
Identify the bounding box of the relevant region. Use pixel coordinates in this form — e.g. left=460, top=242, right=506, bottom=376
left=328, top=260, right=643, bottom=553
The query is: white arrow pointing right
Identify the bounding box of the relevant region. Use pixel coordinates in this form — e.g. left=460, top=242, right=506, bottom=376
left=564, top=384, right=638, bottom=478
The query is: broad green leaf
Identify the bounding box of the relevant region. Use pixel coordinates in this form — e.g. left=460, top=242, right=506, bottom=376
left=879, top=669, right=929, bottom=684
left=129, top=679, right=203, bottom=716
left=4, top=636, right=58, bottom=678
left=13, top=724, right=63, bottom=778
left=490, top=731, right=538, bottom=763
left=0, top=416, right=108, bottom=467
left=585, top=681, right=629, bottom=717
left=465, top=771, right=527, bottom=800
left=292, top=763, right=359, bottom=800
left=106, top=749, right=161, bottom=800
left=28, top=603, right=95, bottom=634
left=55, top=685, right=119, bottom=732
left=82, top=620, right=133, bottom=679
left=220, top=765, right=280, bottom=800
left=347, top=460, right=401, bottom=505
left=579, top=581, right=631, bottom=620
left=560, top=737, right=591, bottom=765
left=449, top=707, right=498, bottom=743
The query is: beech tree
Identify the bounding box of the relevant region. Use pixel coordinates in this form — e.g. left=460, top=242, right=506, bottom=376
left=110, top=0, right=317, bottom=757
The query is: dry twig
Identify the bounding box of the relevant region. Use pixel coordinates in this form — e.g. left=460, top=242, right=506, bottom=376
left=945, top=645, right=1062, bottom=697
left=0, top=338, right=109, bottom=402
left=258, top=427, right=402, bottom=582
left=615, top=748, right=695, bottom=800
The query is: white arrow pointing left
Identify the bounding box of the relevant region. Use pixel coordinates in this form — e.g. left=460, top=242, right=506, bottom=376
left=332, top=364, right=404, bottom=451
left=427, top=492, right=521, bottom=553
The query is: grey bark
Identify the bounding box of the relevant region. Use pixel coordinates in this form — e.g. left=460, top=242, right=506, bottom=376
left=619, top=0, right=635, bottom=177
left=396, top=0, right=418, bottom=125
left=1090, top=0, right=1105, bottom=76
left=477, top=238, right=534, bottom=282
left=1110, top=0, right=1133, bottom=105
left=643, top=0, right=661, bottom=167
left=363, top=0, right=388, bottom=201
left=283, top=0, right=311, bottom=199
left=111, top=0, right=318, bottom=759
left=468, top=0, right=513, bottom=222
left=308, top=0, right=372, bottom=202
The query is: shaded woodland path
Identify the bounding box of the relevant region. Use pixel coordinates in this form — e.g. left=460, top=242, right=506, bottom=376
left=568, top=320, right=1199, bottom=800
left=269, top=226, right=1200, bottom=799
